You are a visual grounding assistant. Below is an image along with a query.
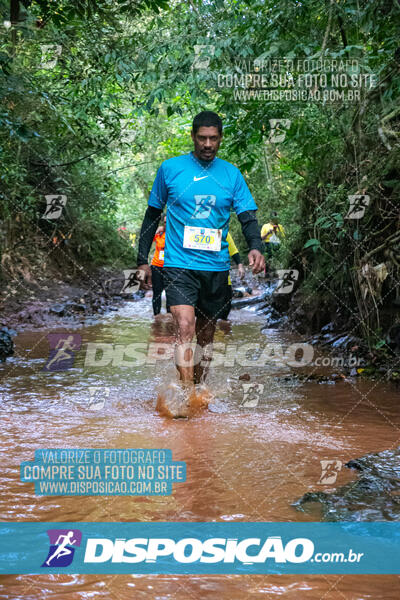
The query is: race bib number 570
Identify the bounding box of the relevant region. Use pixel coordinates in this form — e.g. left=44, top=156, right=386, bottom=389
left=183, top=226, right=222, bottom=251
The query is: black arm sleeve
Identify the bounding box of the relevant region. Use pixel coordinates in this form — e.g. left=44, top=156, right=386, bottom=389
left=137, top=206, right=163, bottom=265
left=231, top=252, right=241, bottom=265
left=237, top=210, right=263, bottom=252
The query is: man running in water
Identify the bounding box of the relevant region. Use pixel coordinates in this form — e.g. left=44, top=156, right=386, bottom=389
left=137, top=111, right=265, bottom=390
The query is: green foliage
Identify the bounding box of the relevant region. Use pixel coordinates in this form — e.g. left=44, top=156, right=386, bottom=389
left=0, top=0, right=166, bottom=270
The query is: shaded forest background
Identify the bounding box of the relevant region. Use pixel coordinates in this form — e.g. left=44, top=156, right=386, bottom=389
left=0, top=0, right=399, bottom=349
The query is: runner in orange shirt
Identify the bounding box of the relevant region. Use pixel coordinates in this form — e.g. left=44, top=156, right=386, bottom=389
left=151, top=214, right=168, bottom=316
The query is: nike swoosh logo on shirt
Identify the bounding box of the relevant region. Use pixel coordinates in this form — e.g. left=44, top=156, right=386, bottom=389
left=193, top=176, right=208, bottom=181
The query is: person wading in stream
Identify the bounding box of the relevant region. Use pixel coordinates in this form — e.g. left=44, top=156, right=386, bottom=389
left=218, top=231, right=245, bottom=322
left=136, top=111, right=265, bottom=405
left=261, top=211, right=285, bottom=278
left=150, top=213, right=169, bottom=316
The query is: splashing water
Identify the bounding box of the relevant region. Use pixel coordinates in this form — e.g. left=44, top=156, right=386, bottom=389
left=156, top=382, right=212, bottom=418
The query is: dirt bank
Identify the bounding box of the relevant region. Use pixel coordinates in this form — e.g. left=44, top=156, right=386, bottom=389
left=0, top=265, right=132, bottom=332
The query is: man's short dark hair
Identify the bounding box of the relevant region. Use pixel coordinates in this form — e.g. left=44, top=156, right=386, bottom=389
left=192, top=111, right=223, bottom=135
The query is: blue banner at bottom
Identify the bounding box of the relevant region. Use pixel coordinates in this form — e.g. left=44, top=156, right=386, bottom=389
left=1, top=522, right=400, bottom=574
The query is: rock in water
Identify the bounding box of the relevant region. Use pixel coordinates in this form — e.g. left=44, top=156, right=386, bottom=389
left=156, top=383, right=212, bottom=419
left=0, top=328, right=14, bottom=362
left=294, top=446, right=400, bottom=521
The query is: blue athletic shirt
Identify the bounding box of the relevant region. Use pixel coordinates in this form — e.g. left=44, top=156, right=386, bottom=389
left=148, top=151, right=258, bottom=271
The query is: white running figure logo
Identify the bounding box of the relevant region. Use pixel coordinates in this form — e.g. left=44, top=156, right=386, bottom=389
left=46, top=531, right=77, bottom=566
left=45, top=335, right=77, bottom=370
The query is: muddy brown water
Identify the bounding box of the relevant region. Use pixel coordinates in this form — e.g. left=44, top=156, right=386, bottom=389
left=1, top=297, right=400, bottom=598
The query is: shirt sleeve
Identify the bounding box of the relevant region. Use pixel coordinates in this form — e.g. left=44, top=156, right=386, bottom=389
left=232, top=169, right=258, bottom=215
left=227, top=232, right=239, bottom=257
left=148, top=164, right=168, bottom=209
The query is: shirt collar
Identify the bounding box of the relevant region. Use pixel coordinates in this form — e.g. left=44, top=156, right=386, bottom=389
left=189, top=151, right=216, bottom=169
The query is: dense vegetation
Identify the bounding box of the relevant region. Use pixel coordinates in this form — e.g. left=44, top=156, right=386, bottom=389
left=1, top=0, right=399, bottom=347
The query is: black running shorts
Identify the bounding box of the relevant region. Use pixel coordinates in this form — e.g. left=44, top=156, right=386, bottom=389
left=219, top=284, right=233, bottom=321
left=163, top=267, right=230, bottom=320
